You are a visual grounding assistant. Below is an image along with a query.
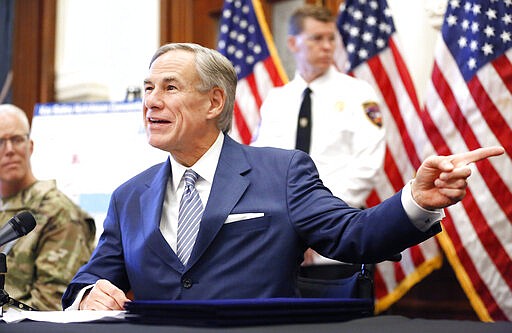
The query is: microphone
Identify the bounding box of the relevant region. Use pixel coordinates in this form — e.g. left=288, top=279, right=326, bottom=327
left=0, top=211, right=37, bottom=247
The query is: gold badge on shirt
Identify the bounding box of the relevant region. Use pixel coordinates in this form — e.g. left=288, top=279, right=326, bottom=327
left=363, top=101, right=383, bottom=128
left=335, top=101, right=345, bottom=112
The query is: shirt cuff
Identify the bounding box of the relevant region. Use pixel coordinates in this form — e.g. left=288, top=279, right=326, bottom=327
left=401, top=180, right=445, bottom=232
left=64, top=284, right=95, bottom=311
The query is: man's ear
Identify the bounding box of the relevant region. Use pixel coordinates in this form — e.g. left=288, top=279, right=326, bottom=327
left=28, top=139, right=34, bottom=155
left=287, top=35, right=297, bottom=53
left=207, top=87, right=225, bottom=119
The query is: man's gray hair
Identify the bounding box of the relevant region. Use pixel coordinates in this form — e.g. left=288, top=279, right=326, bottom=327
left=149, top=43, right=237, bottom=133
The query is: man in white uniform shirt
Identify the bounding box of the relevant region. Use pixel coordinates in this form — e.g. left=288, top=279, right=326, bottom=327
left=251, top=5, right=385, bottom=267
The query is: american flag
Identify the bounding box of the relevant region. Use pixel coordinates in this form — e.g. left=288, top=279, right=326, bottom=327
left=336, top=0, right=443, bottom=313
left=422, top=0, right=512, bottom=321
left=217, top=0, right=287, bottom=144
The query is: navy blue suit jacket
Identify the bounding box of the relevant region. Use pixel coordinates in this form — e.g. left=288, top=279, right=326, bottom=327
left=62, top=135, right=439, bottom=308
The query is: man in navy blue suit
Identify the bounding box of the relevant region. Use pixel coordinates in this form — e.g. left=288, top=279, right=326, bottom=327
left=62, top=43, right=504, bottom=310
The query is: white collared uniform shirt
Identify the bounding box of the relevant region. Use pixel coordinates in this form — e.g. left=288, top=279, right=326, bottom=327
left=252, top=66, right=387, bottom=265
left=252, top=66, right=386, bottom=208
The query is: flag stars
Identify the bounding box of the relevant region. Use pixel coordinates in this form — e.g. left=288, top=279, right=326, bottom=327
left=237, top=34, right=246, bottom=43
left=353, top=10, right=363, bottom=20
left=450, top=0, right=460, bottom=9
left=217, top=1, right=271, bottom=81
left=481, top=43, right=493, bottom=56
left=467, top=57, right=477, bottom=70
left=447, top=15, right=458, bottom=26
left=471, top=22, right=479, bottom=33
left=503, top=14, right=512, bottom=25
left=384, top=7, right=392, bottom=17
left=349, top=26, right=360, bottom=37
left=362, top=31, right=373, bottom=42
left=483, top=25, right=495, bottom=38
left=337, top=0, right=397, bottom=70
left=440, top=0, right=510, bottom=80
left=379, top=22, right=391, bottom=34
left=501, top=31, right=511, bottom=43
left=471, top=4, right=481, bottom=15
left=458, top=36, right=468, bottom=48
left=470, top=40, right=478, bottom=51
left=366, top=16, right=377, bottom=26
left=223, top=9, right=232, bottom=19
left=485, top=9, right=497, bottom=20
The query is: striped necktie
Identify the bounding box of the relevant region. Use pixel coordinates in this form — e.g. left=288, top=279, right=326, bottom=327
left=177, top=169, right=203, bottom=265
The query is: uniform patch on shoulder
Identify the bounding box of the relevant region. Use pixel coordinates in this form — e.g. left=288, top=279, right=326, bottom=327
left=363, top=101, right=383, bottom=128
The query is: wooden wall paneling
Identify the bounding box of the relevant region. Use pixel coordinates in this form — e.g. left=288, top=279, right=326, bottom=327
left=192, top=0, right=224, bottom=49
left=161, top=0, right=274, bottom=49
left=160, top=0, right=194, bottom=44
left=323, top=0, right=343, bottom=14
left=12, top=0, right=56, bottom=122
left=160, top=0, right=224, bottom=48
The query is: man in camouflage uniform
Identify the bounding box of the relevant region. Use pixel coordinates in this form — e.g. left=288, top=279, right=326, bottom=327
left=0, top=104, right=96, bottom=310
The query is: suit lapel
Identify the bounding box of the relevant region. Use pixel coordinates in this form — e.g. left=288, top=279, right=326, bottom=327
left=140, top=158, right=184, bottom=272
left=186, top=136, right=251, bottom=268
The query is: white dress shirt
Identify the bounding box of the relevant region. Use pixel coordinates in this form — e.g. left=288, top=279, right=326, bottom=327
left=159, top=132, right=224, bottom=253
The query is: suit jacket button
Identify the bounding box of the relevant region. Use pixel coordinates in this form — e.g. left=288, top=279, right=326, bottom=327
left=182, top=278, right=193, bottom=289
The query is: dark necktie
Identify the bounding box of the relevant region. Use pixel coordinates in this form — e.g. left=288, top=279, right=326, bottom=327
left=295, top=87, right=312, bottom=154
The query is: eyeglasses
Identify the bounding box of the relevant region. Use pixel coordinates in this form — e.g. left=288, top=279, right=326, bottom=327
left=0, top=134, right=29, bottom=153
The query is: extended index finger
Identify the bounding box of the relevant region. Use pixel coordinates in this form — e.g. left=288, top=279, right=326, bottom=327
left=451, top=146, right=505, bottom=167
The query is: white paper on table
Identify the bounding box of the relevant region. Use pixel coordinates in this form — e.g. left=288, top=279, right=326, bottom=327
left=1, top=308, right=126, bottom=324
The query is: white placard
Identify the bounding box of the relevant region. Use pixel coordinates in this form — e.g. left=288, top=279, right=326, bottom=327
left=30, top=101, right=168, bottom=240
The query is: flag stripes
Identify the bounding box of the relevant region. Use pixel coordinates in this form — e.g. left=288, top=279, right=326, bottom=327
left=336, top=0, right=443, bottom=313
left=218, top=0, right=287, bottom=144
left=422, top=0, right=512, bottom=318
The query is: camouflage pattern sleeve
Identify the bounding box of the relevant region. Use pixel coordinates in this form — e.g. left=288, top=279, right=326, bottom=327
left=3, top=181, right=96, bottom=310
